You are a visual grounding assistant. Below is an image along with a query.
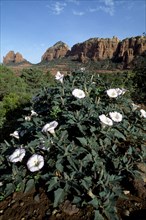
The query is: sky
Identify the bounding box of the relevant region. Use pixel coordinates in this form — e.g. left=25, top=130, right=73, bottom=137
left=0, top=0, right=146, bottom=64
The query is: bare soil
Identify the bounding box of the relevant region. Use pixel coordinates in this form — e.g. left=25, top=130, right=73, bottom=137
left=0, top=178, right=146, bottom=220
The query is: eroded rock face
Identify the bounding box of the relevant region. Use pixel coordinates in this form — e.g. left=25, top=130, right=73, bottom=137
left=114, top=36, right=146, bottom=66
left=68, top=37, right=120, bottom=63
left=3, top=51, right=26, bottom=64
left=68, top=36, right=146, bottom=66
left=41, top=41, right=70, bottom=62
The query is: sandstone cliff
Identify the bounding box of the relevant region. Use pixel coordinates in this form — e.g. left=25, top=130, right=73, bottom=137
left=41, top=41, right=70, bottom=62
left=68, top=36, right=146, bottom=67
left=69, top=36, right=120, bottom=63
left=3, top=51, right=27, bottom=64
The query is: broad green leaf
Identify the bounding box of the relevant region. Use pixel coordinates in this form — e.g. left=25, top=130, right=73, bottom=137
left=67, top=156, right=78, bottom=171
left=54, top=188, right=65, bottom=207
left=56, top=162, right=64, bottom=172
left=76, top=137, right=87, bottom=146
left=88, top=197, right=99, bottom=209
left=5, top=183, right=15, bottom=197
left=47, top=177, right=58, bottom=192
left=113, top=129, right=126, bottom=140
left=24, top=179, right=35, bottom=193
left=72, top=196, right=81, bottom=204
left=94, top=210, right=104, bottom=220
left=81, top=176, right=92, bottom=190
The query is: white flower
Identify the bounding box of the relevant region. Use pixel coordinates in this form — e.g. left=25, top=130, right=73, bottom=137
left=109, top=111, right=123, bottom=122
left=106, top=88, right=126, bottom=98
left=25, top=116, right=31, bottom=121
left=106, top=89, right=119, bottom=98
left=80, top=67, right=85, bottom=72
left=10, top=131, right=19, bottom=139
left=9, top=148, right=26, bottom=163
left=99, top=114, right=113, bottom=126
left=72, top=88, right=86, bottom=99
left=31, top=110, right=38, bottom=117
left=0, top=182, right=3, bottom=187
left=131, top=103, right=140, bottom=111
left=116, top=88, right=126, bottom=95
left=27, top=154, right=44, bottom=172
left=42, top=121, right=58, bottom=134
left=140, top=109, right=146, bottom=118
left=55, top=71, right=64, bottom=83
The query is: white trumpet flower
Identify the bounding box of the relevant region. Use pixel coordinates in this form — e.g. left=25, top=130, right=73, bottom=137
left=31, top=110, right=38, bottom=117
left=140, top=109, right=146, bottom=118
left=9, top=148, right=26, bottom=163
left=42, top=121, right=58, bottom=134
left=55, top=71, right=64, bottom=83
left=27, top=154, right=44, bottom=172
left=109, top=111, right=123, bottom=122
left=106, top=89, right=119, bottom=98
left=10, top=131, right=19, bottom=139
left=99, top=114, right=113, bottom=126
left=72, top=88, right=85, bottom=99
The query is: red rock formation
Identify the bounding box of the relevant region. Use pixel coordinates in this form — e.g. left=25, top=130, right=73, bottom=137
left=69, top=37, right=120, bottom=63
left=115, top=36, right=146, bottom=66
left=68, top=36, right=146, bottom=67
left=41, top=41, right=70, bottom=62
left=3, top=51, right=26, bottom=64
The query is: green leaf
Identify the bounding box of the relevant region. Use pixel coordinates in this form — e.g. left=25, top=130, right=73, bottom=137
left=94, top=210, right=104, bottom=220
left=76, top=137, right=87, bottom=146
left=72, top=196, right=81, bottom=204
left=82, top=154, right=93, bottom=167
left=56, top=162, right=64, bottom=172
left=47, top=177, right=58, bottom=192
left=113, top=129, right=126, bottom=140
left=5, top=183, right=15, bottom=197
left=77, top=123, right=86, bottom=134
left=54, top=188, right=66, bottom=207
left=88, top=197, right=99, bottom=209
left=81, top=176, right=92, bottom=190
left=67, top=156, right=78, bottom=171
left=24, top=179, right=35, bottom=193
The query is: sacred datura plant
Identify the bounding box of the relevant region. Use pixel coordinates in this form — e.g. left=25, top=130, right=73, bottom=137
left=0, top=70, right=146, bottom=220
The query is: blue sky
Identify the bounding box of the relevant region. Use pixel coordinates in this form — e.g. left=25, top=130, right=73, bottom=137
left=1, top=0, right=146, bottom=64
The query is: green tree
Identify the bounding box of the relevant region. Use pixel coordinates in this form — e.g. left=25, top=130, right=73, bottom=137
left=0, top=65, right=28, bottom=100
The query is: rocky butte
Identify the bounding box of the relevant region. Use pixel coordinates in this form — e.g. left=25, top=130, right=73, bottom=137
left=41, top=41, right=70, bottom=62
left=3, top=51, right=28, bottom=65
left=68, top=36, right=146, bottom=67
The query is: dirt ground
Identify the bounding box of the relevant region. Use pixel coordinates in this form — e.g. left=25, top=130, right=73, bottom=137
left=0, top=178, right=146, bottom=220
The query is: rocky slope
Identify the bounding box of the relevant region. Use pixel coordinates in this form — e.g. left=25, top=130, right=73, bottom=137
left=3, top=51, right=28, bottom=65
left=41, top=41, right=70, bottom=62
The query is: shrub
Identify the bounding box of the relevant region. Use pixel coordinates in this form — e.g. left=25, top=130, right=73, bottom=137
left=0, top=71, right=146, bottom=219
left=20, top=68, right=55, bottom=94
left=0, top=65, right=27, bottom=100
left=132, top=67, right=146, bottom=104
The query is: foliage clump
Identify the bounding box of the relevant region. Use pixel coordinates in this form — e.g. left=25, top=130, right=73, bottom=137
left=0, top=65, right=54, bottom=141
left=0, top=70, right=146, bottom=220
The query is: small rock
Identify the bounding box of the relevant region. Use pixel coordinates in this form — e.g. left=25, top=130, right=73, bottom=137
left=137, top=163, right=146, bottom=182
left=123, top=210, right=130, bottom=216
left=123, top=190, right=130, bottom=195
left=34, top=194, right=40, bottom=202
left=61, top=200, right=79, bottom=216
